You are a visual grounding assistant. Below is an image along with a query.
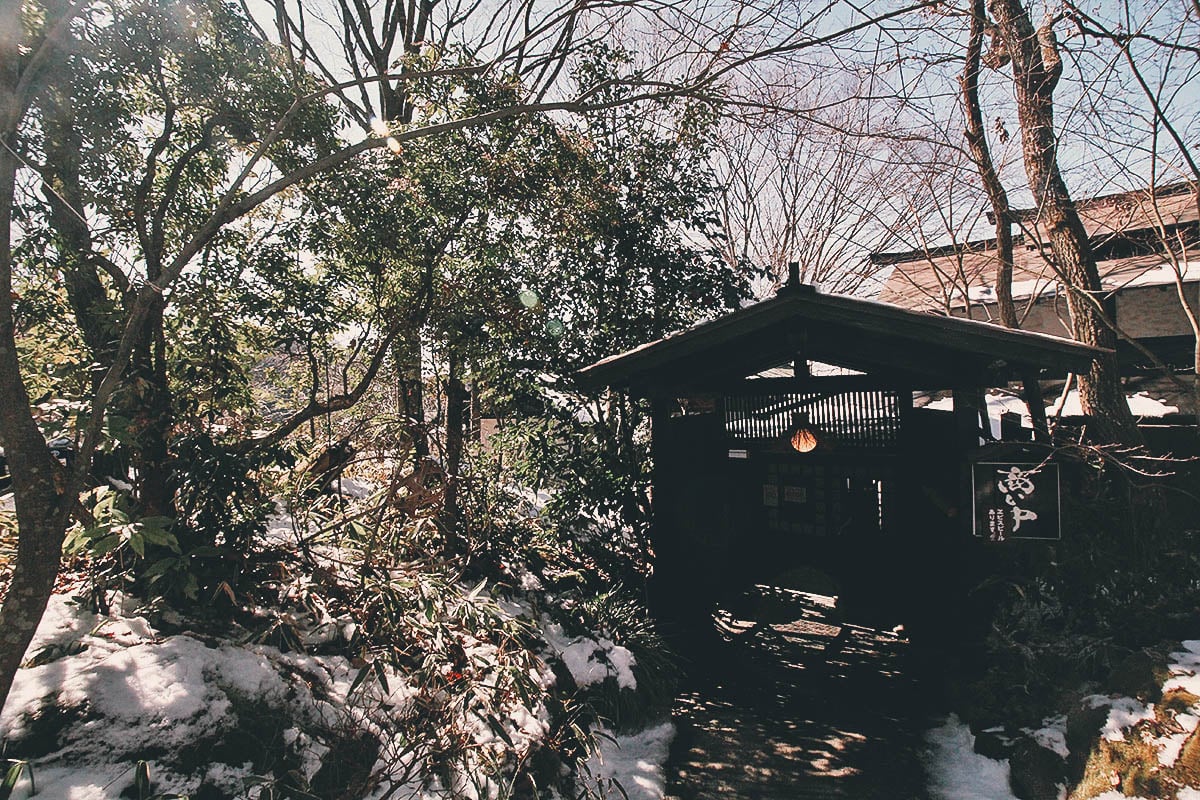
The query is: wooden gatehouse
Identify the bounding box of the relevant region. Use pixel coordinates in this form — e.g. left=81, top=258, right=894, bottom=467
left=577, top=277, right=1108, bottom=636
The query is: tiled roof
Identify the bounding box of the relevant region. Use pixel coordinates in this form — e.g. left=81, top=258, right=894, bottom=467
left=876, top=183, right=1199, bottom=313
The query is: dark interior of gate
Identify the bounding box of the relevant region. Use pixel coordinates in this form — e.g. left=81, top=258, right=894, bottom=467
left=652, top=383, right=962, bottom=639
left=577, top=281, right=1108, bottom=645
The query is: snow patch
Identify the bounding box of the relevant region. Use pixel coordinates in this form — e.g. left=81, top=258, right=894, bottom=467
left=544, top=623, right=637, bottom=690
left=336, top=476, right=378, bottom=499
left=579, top=722, right=675, bottom=800
left=924, top=715, right=1019, bottom=800
left=1049, top=389, right=1177, bottom=418
left=1157, top=731, right=1189, bottom=767
left=0, top=592, right=405, bottom=799
left=1084, top=695, right=1156, bottom=741
left=1164, top=642, right=1200, bottom=697
left=1027, top=715, right=1069, bottom=758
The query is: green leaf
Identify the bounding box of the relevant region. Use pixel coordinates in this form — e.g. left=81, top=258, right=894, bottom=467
left=62, top=527, right=90, bottom=555
left=485, top=714, right=515, bottom=747
left=143, top=557, right=179, bottom=578
left=1, top=760, right=28, bottom=800
left=372, top=660, right=390, bottom=694
left=348, top=663, right=373, bottom=697
left=92, top=533, right=122, bottom=554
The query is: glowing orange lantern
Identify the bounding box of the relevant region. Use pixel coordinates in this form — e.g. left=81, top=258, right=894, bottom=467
left=790, top=412, right=820, bottom=453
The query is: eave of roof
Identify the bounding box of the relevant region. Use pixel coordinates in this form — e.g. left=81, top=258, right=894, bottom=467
left=577, top=284, right=1109, bottom=394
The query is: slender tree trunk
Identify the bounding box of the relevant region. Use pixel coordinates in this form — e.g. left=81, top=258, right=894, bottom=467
left=442, top=344, right=467, bottom=534
left=988, top=0, right=1141, bottom=445
left=41, top=85, right=113, bottom=374
left=962, top=0, right=1018, bottom=330
left=0, top=159, right=66, bottom=713
left=963, top=0, right=1052, bottom=438
left=394, top=334, right=428, bottom=467
left=129, top=300, right=173, bottom=515
left=0, top=0, right=73, bottom=713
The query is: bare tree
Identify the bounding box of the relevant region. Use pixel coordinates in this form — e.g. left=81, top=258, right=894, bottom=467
left=1064, top=0, right=1200, bottom=419
left=713, top=103, right=909, bottom=295
left=986, top=0, right=1142, bottom=444
left=962, top=0, right=1018, bottom=329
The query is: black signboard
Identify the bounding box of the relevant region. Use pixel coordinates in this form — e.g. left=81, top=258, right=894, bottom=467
left=972, top=461, right=1061, bottom=541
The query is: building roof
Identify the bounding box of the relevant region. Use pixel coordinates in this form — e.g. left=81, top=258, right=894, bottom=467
left=577, top=284, right=1109, bottom=395
left=875, top=182, right=1199, bottom=313
left=1014, top=180, right=1198, bottom=242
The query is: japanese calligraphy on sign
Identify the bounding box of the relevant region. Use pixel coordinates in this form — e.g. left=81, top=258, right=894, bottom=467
left=972, top=461, right=1061, bottom=541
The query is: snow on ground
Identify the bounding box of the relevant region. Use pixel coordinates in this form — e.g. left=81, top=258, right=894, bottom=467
left=924, top=715, right=1019, bottom=800
left=928, top=638, right=1200, bottom=797
left=1, top=589, right=674, bottom=800
left=925, top=387, right=1179, bottom=440
left=1085, top=695, right=1157, bottom=742
left=1050, top=389, right=1179, bottom=418
left=925, top=392, right=1030, bottom=439
left=1164, top=640, right=1200, bottom=695
left=578, top=722, right=675, bottom=800
left=0, top=593, right=388, bottom=799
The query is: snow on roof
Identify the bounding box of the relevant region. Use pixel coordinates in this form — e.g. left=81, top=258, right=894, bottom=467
left=958, top=260, right=1200, bottom=303
left=878, top=182, right=1199, bottom=313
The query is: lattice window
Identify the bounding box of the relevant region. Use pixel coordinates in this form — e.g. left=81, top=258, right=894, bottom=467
left=723, top=389, right=901, bottom=449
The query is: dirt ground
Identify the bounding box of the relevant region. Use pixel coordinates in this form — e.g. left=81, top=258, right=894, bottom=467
left=664, top=586, right=941, bottom=800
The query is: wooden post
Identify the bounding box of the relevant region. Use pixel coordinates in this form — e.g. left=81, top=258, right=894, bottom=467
left=894, top=386, right=917, bottom=537
left=953, top=386, right=985, bottom=537
left=1021, top=369, right=1049, bottom=441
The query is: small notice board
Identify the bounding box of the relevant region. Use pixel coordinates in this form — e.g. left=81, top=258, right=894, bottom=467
left=971, top=461, right=1061, bottom=541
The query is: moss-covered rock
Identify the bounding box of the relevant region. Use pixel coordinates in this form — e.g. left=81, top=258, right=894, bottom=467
left=1107, top=650, right=1164, bottom=703
left=1065, top=700, right=1110, bottom=780
left=1161, top=688, right=1200, bottom=717
left=1009, top=736, right=1067, bottom=800
left=1068, top=738, right=1163, bottom=800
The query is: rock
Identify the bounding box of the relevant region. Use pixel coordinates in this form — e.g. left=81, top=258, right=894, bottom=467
left=974, top=726, right=1015, bottom=760
left=1107, top=650, right=1162, bottom=703
left=1067, top=737, right=1162, bottom=800
left=1066, top=700, right=1110, bottom=778
left=1009, top=736, right=1067, bottom=800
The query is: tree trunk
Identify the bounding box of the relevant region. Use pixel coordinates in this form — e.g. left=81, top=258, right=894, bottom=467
left=442, top=344, right=467, bottom=534
left=128, top=299, right=173, bottom=515
left=963, top=0, right=1052, bottom=438
left=988, top=0, right=1141, bottom=445
left=0, top=498, right=65, bottom=713
left=41, top=84, right=114, bottom=376
left=962, top=0, right=1018, bottom=330
left=393, top=333, right=428, bottom=467
left=0, top=0, right=73, bottom=712
left=0, top=206, right=67, bottom=711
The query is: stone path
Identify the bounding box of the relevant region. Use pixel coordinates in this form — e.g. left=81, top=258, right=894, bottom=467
left=664, top=586, right=938, bottom=799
